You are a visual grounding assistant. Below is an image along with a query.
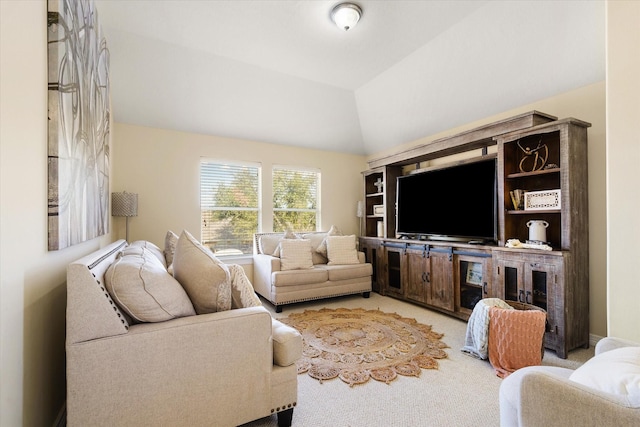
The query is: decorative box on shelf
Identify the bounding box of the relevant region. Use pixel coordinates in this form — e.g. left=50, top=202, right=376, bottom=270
left=524, top=189, right=561, bottom=210
left=373, top=204, right=384, bottom=215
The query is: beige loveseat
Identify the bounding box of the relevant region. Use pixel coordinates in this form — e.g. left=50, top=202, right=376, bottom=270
left=66, top=237, right=302, bottom=427
left=252, top=231, right=372, bottom=312
left=499, top=337, right=640, bottom=426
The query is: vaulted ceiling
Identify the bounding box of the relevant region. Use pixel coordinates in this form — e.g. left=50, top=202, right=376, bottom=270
left=95, top=0, right=605, bottom=156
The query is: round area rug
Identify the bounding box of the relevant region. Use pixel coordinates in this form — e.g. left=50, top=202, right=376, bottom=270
left=280, top=307, right=449, bottom=386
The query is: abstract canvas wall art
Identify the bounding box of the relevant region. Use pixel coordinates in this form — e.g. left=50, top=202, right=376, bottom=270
left=47, top=0, right=110, bottom=250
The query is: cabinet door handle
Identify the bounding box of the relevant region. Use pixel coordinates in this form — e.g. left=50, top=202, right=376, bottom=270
left=426, top=272, right=430, bottom=283
left=518, top=289, right=525, bottom=303
left=422, top=272, right=427, bottom=283
left=483, top=282, right=488, bottom=295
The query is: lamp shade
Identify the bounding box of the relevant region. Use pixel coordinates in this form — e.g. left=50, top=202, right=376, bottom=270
left=111, top=192, right=138, bottom=217
left=356, top=200, right=364, bottom=218
left=331, top=3, right=362, bottom=31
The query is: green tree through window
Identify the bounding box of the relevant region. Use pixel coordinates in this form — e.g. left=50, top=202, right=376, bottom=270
left=200, top=161, right=260, bottom=255
left=273, top=167, right=319, bottom=232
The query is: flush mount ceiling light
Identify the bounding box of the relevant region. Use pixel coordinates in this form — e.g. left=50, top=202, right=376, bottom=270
left=331, top=3, right=362, bottom=31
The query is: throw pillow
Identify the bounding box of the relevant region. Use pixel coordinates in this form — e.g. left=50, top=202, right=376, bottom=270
left=569, top=346, right=640, bottom=407
left=129, top=240, right=167, bottom=268
left=172, top=230, right=232, bottom=314
left=164, top=230, right=179, bottom=267
left=105, top=249, right=195, bottom=323
left=316, top=225, right=342, bottom=257
left=228, top=264, right=262, bottom=309
left=272, top=229, right=299, bottom=257
left=279, top=238, right=314, bottom=271
left=326, top=234, right=360, bottom=265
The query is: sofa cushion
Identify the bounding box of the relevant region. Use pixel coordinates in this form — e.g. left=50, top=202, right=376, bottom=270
left=227, top=264, right=262, bottom=308
left=326, top=234, right=360, bottom=265
left=172, top=230, right=232, bottom=314
left=280, top=238, right=314, bottom=271
left=316, top=225, right=342, bottom=257
left=569, top=346, right=640, bottom=407
left=322, top=263, right=373, bottom=281
left=272, top=319, right=303, bottom=367
left=164, top=230, right=179, bottom=267
left=105, top=248, right=195, bottom=323
left=129, top=240, right=167, bottom=268
left=272, top=268, right=329, bottom=287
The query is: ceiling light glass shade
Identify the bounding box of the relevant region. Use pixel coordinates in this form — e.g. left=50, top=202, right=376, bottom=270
left=331, top=3, right=362, bottom=31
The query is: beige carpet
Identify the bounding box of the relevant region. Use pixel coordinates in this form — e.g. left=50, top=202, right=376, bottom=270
left=281, top=307, right=449, bottom=386
left=242, top=293, right=594, bottom=427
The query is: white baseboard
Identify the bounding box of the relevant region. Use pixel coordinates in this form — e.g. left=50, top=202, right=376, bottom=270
left=590, top=333, right=604, bottom=347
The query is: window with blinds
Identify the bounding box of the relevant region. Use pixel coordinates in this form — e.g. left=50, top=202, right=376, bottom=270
left=273, top=166, right=320, bottom=232
left=200, top=160, right=260, bottom=255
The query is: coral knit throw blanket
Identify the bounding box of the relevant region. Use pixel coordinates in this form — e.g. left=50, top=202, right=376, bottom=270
left=488, top=306, right=547, bottom=378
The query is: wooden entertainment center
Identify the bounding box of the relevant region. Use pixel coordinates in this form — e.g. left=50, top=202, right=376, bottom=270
left=359, top=111, right=591, bottom=358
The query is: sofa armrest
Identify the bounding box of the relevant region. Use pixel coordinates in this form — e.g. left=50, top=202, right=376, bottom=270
left=253, top=254, right=281, bottom=300
left=272, top=319, right=302, bottom=367
left=67, top=306, right=274, bottom=426
left=516, top=368, right=640, bottom=426
left=596, top=337, right=640, bottom=355
left=358, top=251, right=365, bottom=263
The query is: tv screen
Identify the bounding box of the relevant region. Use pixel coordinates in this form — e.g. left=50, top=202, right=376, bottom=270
left=396, top=157, right=497, bottom=242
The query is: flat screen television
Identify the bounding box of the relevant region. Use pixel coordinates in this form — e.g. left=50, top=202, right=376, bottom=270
left=396, top=157, right=497, bottom=243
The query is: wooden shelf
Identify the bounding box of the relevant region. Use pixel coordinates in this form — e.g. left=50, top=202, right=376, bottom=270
left=507, top=167, right=560, bottom=179
left=507, top=209, right=561, bottom=215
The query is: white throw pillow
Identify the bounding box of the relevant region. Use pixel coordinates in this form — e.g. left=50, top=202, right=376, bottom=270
left=280, top=239, right=314, bottom=271
left=569, top=346, right=640, bottom=407
left=105, top=249, right=195, bottom=323
left=172, top=230, right=232, bottom=314
left=326, top=235, right=360, bottom=265
left=227, top=264, right=262, bottom=309
left=164, top=230, right=179, bottom=267
left=316, top=225, right=342, bottom=257
left=272, top=229, right=299, bottom=257
left=129, top=240, right=167, bottom=268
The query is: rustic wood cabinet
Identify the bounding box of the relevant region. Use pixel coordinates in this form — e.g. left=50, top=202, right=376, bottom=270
left=358, top=237, right=383, bottom=294
left=492, top=249, right=569, bottom=357
left=454, top=250, right=493, bottom=318
left=381, top=243, right=405, bottom=298
left=359, top=112, right=590, bottom=358
left=362, top=166, right=401, bottom=238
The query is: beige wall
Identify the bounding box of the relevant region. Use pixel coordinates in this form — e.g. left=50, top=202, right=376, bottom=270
left=368, top=81, right=608, bottom=339
left=606, top=0, right=640, bottom=341
left=111, top=124, right=368, bottom=248
left=0, top=1, right=114, bottom=426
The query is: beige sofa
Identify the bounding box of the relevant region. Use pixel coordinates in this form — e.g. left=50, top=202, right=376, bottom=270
left=66, top=239, right=302, bottom=427
left=253, top=231, right=372, bottom=312
left=500, top=337, right=640, bottom=426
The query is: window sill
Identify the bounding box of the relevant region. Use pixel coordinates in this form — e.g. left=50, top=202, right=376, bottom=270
left=218, top=254, right=254, bottom=265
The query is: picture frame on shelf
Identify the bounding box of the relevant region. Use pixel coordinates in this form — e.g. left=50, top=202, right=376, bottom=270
left=465, top=262, right=483, bottom=285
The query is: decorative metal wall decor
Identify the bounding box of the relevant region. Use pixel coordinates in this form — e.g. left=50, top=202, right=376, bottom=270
left=47, top=0, right=110, bottom=250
